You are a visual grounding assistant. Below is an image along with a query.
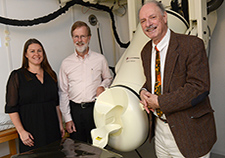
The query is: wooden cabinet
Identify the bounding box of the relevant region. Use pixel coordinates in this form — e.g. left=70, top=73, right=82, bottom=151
left=0, top=128, right=18, bottom=158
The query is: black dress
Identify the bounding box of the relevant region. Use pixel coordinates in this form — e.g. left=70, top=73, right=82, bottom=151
left=5, top=68, right=61, bottom=153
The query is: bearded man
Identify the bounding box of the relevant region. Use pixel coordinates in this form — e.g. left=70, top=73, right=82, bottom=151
left=59, top=21, right=112, bottom=143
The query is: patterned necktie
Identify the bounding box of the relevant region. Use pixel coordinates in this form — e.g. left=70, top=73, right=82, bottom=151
left=154, top=46, right=163, bottom=117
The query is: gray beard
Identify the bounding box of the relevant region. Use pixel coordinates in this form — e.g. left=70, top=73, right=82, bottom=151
left=75, top=42, right=89, bottom=54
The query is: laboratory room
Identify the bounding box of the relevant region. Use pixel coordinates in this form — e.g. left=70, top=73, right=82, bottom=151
left=0, top=0, right=224, bottom=158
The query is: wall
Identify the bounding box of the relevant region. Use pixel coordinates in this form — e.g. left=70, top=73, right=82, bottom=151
left=209, top=1, right=225, bottom=156
left=0, top=0, right=128, bottom=156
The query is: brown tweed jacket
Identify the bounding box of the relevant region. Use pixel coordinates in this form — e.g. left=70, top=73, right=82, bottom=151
left=141, top=30, right=217, bottom=158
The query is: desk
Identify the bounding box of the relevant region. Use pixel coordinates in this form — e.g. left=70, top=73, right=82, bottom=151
left=0, top=128, right=18, bottom=158
left=12, top=138, right=122, bottom=158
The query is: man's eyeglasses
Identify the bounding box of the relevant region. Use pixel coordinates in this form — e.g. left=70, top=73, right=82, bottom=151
left=73, top=35, right=89, bottom=40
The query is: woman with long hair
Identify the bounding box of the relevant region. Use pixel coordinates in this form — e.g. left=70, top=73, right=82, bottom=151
left=5, top=38, right=65, bottom=153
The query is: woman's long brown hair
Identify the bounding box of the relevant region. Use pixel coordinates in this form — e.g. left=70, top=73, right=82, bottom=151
left=21, top=38, right=57, bottom=82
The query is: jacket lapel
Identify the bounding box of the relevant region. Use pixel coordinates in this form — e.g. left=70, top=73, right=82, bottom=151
left=164, top=31, right=179, bottom=93
left=148, top=41, right=153, bottom=92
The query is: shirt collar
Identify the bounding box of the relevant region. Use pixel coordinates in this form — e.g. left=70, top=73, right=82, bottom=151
left=152, top=28, right=171, bottom=52
left=74, top=48, right=91, bottom=59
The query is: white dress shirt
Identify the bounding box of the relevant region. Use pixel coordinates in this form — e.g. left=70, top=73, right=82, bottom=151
left=58, top=49, right=112, bottom=122
left=151, top=29, right=171, bottom=94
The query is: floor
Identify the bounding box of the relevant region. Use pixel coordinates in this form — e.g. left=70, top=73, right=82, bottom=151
left=211, top=153, right=225, bottom=158
left=106, top=139, right=225, bottom=158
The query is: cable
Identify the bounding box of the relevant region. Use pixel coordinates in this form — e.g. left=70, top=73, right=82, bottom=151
left=96, top=22, right=116, bottom=77
left=135, top=149, right=143, bottom=158
left=0, top=0, right=130, bottom=48
left=96, top=22, right=103, bottom=55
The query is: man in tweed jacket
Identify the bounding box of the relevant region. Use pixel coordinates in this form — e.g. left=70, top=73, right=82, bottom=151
left=139, top=1, right=216, bottom=158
